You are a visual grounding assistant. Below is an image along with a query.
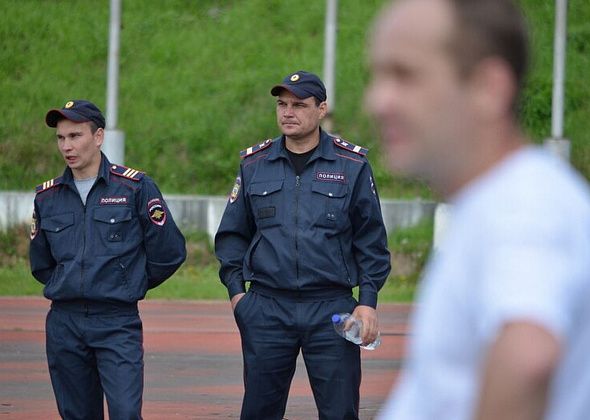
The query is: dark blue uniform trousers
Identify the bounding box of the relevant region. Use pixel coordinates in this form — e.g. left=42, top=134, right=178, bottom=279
left=234, top=286, right=361, bottom=420
left=45, top=301, right=143, bottom=420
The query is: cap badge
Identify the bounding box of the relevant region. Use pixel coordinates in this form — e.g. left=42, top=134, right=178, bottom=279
left=290, top=74, right=300, bottom=82
left=65, top=101, right=74, bottom=109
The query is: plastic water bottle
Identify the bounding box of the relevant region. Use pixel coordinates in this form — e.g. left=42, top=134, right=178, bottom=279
left=331, top=313, right=381, bottom=350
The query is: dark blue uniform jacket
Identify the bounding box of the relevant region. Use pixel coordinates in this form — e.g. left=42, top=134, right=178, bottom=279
left=29, top=154, right=186, bottom=303
left=215, top=130, right=391, bottom=308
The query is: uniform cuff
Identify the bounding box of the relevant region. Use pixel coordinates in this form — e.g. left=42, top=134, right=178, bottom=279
left=358, top=290, right=378, bottom=309
left=227, top=280, right=246, bottom=299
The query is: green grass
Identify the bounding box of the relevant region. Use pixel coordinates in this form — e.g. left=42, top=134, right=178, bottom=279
left=0, top=224, right=39, bottom=295
left=0, top=223, right=432, bottom=302
left=1, top=0, right=588, bottom=301
left=378, top=220, right=433, bottom=302
left=145, top=264, right=225, bottom=300
left=1, top=1, right=588, bottom=197
left=0, top=265, right=44, bottom=296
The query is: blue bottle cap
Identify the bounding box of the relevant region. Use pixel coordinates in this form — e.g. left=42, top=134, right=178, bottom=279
left=331, top=314, right=342, bottom=323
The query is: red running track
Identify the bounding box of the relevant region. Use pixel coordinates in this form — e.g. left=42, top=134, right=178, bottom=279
left=0, top=297, right=410, bottom=419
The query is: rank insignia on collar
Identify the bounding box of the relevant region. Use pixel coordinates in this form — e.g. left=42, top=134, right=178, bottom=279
left=35, top=177, right=62, bottom=194
left=240, top=139, right=272, bottom=159
left=333, top=138, right=368, bottom=156
left=147, top=198, right=167, bottom=226
left=110, top=164, right=144, bottom=181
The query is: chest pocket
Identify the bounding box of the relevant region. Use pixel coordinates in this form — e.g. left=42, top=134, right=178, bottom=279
left=40, top=212, right=75, bottom=233
left=311, top=182, right=349, bottom=230
left=93, top=206, right=133, bottom=243
left=249, top=180, right=283, bottom=229
left=40, top=212, right=76, bottom=260
left=93, top=206, right=132, bottom=225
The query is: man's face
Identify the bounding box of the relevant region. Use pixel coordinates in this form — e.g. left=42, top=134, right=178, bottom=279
left=366, top=0, right=473, bottom=181
left=276, top=90, right=327, bottom=140
left=56, top=119, right=103, bottom=176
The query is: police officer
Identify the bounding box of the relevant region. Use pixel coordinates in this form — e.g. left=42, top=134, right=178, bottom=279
left=215, top=71, right=391, bottom=419
left=29, top=99, right=186, bottom=419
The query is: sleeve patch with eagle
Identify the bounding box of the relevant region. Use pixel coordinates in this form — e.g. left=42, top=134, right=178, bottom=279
left=30, top=211, right=38, bottom=240
left=148, top=198, right=167, bottom=226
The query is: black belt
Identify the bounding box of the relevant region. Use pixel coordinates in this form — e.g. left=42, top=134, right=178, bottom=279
left=249, top=283, right=352, bottom=301
left=51, top=299, right=138, bottom=316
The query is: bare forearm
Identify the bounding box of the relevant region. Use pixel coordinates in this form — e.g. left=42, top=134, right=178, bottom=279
left=476, top=359, right=550, bottom=420
left=475, top=322, right=560, bottom=420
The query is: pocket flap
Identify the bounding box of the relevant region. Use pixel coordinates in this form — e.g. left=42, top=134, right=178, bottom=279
left=312, top=182, right=348, bottom=198
left=93, top=206, right=132, bottom=224
left=249, top=180, right=283, bottom=197
left=40, top=213, right=74, bottom=232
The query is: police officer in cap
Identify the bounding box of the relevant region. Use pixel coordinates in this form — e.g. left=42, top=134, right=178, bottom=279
left=29, top=99, right=186, bottom=419
left=215, top=71, right=391, bottom=419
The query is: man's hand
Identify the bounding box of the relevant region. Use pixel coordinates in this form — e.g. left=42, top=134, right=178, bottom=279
left=230, top=292, right=246, bottom=311
left=351, top=305, right=379, bottom=345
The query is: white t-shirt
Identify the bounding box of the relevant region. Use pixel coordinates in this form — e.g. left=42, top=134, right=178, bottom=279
left=379, top=147, right=590, bottom=420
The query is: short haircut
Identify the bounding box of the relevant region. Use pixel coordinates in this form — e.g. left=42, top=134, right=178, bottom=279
left=445, top=0, right=529, bottom=112
left=88, top=121, right=99, bottom=134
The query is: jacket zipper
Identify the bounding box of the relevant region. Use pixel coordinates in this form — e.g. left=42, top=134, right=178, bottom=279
left=79, top=195, right=86, bottom=296
left=295, top=175, right=301, bottom=286
left=77, top=180, right=97, bottom=297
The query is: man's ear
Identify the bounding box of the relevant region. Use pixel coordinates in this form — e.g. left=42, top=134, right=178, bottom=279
left=469, top=57, right=517, bottom=122
left=95, top=127, right=105, bottom=148
left=319, top=101, right=329, bottom=119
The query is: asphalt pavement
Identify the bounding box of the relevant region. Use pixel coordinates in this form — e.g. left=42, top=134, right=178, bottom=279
left=0, top=297, right=410, bottom=419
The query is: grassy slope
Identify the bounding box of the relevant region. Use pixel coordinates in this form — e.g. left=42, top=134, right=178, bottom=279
left=1, top=1, right=588, bottom=301
left=1, top=222, right=432, bottom=302
left=520, top=0, right=590, bottom=172
left=1, top=1, right=588, bottom=197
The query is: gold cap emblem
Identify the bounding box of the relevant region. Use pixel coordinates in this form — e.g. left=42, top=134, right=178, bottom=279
left=64, top=101, right=74, bottom=109
left=290, top=74, right=300, bottom=82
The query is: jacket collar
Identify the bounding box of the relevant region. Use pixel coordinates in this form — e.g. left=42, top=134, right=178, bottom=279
left=267, top=128, right=336, bottom=162
left=61, top=152, right=111, bottom=187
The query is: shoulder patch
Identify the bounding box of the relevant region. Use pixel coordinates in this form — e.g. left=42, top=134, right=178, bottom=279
left=240, top=139, right=272, bottom=159
left=35, top=177, right=62, bottom=194
left=333, top=138, right=368, bottom=156
left=110, top=164, right=145, bottom=181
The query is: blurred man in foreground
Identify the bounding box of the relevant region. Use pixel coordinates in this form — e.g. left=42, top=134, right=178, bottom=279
left=366, top=0, right=590, bottom=419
